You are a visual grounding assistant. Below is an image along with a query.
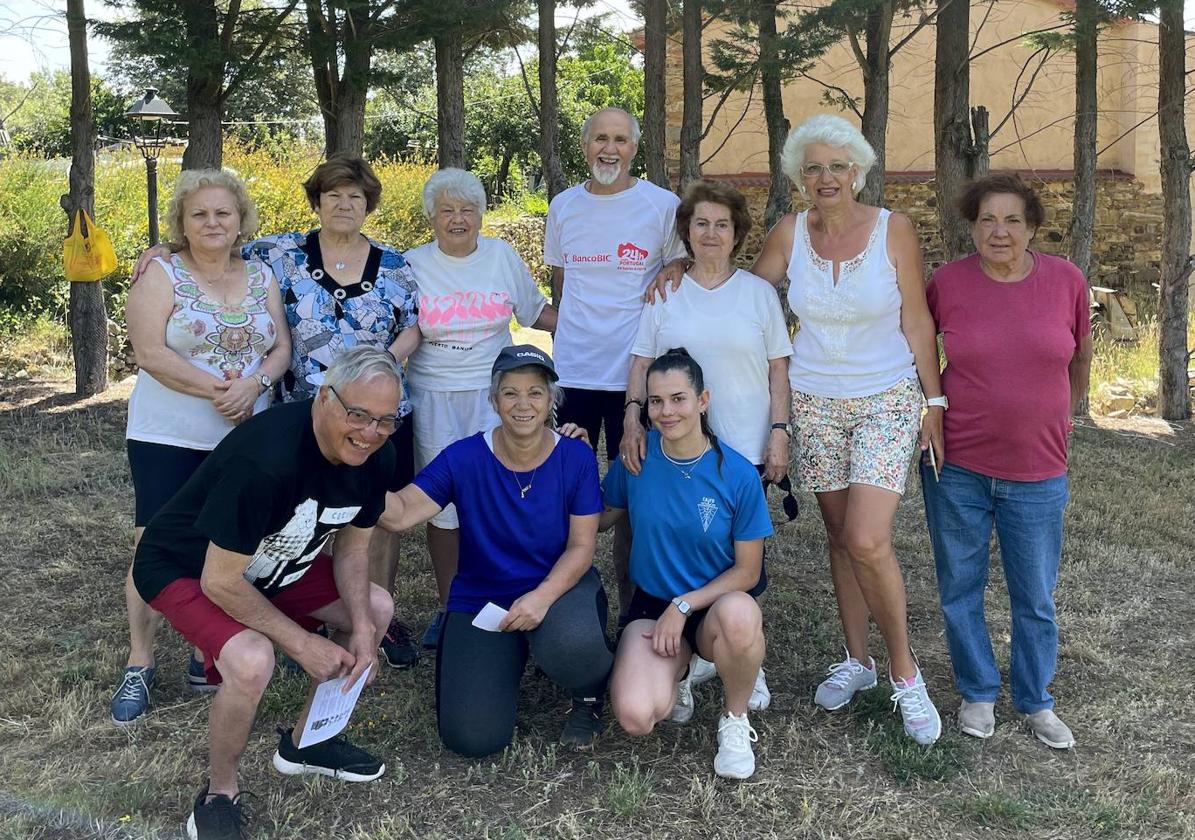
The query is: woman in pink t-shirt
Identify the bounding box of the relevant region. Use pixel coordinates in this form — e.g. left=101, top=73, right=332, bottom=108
left=923, top=174, right=1092, bottom=750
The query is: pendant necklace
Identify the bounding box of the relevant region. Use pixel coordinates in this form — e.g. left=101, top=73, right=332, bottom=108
left=660, top=439, right=710, bottom=480
left=498, top=430, right=541, bottom=499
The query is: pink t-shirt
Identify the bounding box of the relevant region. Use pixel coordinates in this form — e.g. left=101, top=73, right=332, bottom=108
left=926, top=252, right=1089, bottom=481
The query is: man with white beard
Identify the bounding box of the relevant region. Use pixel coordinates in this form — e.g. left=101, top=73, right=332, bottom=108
left=544, top=107, right=687, bottom=625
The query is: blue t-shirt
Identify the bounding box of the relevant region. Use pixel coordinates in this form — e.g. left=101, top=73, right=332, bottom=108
left=414, top=430, right=603, bottom=612
left=602, top=431, right=773, bottom=600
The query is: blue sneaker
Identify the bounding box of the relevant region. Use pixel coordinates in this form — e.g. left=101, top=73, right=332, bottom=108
left=111, top=665, right=155, bottom=725
left=188, top=652, right=218, bottom=694
left=421, top=611, right=445, bottom=650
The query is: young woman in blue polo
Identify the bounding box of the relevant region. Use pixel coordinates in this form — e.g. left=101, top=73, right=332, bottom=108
left=601, top=348, right=771, bottom=780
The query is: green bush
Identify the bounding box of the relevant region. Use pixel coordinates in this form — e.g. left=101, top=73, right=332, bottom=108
left=0, top=143, right=435, bottom=330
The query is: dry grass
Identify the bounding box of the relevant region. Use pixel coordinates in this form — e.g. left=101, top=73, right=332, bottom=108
left=1, top=367, right=1194, bottom=840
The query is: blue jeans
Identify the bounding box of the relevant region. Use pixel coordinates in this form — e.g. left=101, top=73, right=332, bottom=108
left=920, top=462, right=1068, bottom=713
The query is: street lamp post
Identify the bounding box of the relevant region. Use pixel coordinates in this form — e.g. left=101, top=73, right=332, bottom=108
left=125, top=88, right=177, bottom=246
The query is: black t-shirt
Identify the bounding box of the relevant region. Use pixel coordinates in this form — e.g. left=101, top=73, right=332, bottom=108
left=133, top=399, right=395, bottom=603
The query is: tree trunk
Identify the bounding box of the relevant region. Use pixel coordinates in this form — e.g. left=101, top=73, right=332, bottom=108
left=857, top=0, right=892, bottom=207
left=969, top=105, right=990, bottom=179
left=306, top=0, right=338, bottom=155
left=332, top=11, right=371, bottom=157
left=934, top=0, right=973, bottom=260
left=1068, top=0, right=1097, bottom=280
left=537, top=0, right=567, bottom=200
left=1157, top=0, right=1193, bottom=421
left=642, top=0, right=668, bottom=187
left=62, top=0, right=107, bottom=396
left=435, top=27, right=467, bottom=169
left=179, top=0, right=224, bottom=169
left=759, top=0, right=790, bottom=230
left=679, top=0, right=702, bottom=189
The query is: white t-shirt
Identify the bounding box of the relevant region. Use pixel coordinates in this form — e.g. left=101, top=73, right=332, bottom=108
left=631, top=270, right=792, bottom=464
left=545, top=179, right=687, bottom=391
left=405, top=236, right=548, bottom=391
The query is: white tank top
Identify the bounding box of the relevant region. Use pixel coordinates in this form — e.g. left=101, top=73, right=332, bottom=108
left=126, top=254, right=278, bottom=450
left=786, top=208, right=916, bottom=398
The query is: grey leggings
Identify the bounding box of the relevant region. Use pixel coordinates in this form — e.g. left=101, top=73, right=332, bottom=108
left=435, top=568, right=614, bottom=758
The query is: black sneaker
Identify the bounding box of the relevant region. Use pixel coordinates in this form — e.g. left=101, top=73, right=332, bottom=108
left=271, top=727, right=385, bottom=782
left=378, top=618, right=419, bottom=669
left=559, top=698, right=604, bottom=750
left=186, top=781, right=249, bottom=840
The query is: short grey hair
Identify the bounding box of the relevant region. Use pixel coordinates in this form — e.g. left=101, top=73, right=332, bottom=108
left=780, top=114, right=877, bottom=194
left=581, top=108, right=642, bottom=146
left=488, top=366, right=565, bottom=428
left=323, top=345, right=403, bottom=397
left=165, top=168, right=260, bottom=248
left=422, top=168, right=487, bottom=218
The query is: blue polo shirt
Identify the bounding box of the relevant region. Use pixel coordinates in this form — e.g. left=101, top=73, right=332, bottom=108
left=414, top=430, right=603, bottom=612
left=602, top=431, right=772, bottom=600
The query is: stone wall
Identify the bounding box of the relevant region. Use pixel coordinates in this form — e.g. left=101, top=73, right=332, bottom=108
left=727, top=174, right=1165, bottom=291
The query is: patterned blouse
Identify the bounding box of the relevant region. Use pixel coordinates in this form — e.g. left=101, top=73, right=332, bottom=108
left=243, top=230, right=419, bottom=415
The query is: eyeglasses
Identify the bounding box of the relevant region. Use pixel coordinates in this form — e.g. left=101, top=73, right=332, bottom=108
left=800, top=161, right=854, bottom=179
left=763, top=474, right=800, bottom=522
left=328, top=386, right=402, bottom=435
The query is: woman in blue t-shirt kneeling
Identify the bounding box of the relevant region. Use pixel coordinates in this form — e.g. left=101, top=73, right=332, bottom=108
left=602, top=349, right=772, bottom=780
left=379, top=345, right=612, bottom=757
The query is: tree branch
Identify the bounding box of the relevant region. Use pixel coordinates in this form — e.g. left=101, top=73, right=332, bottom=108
left=990, top=45, right=1053, bottom=140
left=969, top=22, right=1070, bottom=62
left=219, top=0, right=243, bottom=57
left=799, top=69, right=863, bottom=119
left=846, top=24, right=868, bottom=77
left=511, top=44, right=540, bottom=120
left=222, top=1, right=300, bottom=101
left=701, top=81, right=756, bottom=166
left=889, top=0, right=952, bottom=58
left=701, top=67, right=757, bottom=141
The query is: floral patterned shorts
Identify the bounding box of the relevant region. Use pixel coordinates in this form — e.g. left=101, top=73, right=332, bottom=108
left=791, top=378, right=923, bottom=495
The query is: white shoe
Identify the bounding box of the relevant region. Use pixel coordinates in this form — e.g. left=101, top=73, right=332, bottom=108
left=890, top=667, right=942, bottom=746
left=814, top=648, right=878, bottom=711
left=668, top=670, right=694, bottom=724
left=713, top=712, right=758, bottom=779
left=689, top=654, right=717, bottom=686
left=747, top=668, right=771, bottom=711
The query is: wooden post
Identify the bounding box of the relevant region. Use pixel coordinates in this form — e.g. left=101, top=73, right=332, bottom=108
left=61, top=0, right=108, bottom=396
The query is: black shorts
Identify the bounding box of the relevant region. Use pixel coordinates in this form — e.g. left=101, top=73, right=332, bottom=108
left=126, top=439, right=210, bottom=527
left=388, top=410, right=416, bottom=490
left=626, top=589, right=713, bottom=656
left=558, top=387, right=626, bottom=461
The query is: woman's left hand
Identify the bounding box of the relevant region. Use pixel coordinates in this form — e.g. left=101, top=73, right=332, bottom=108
left=764, top=428, right=790, bottom=483
left=213, top=377, right=263, bottom=424
left=558, top=422, right=591, bottom=448
left=920, top=406, right=945, bottom=466
left=501, top=589, right=554, bottom=632
left=646, top=605, right=686, bottom=658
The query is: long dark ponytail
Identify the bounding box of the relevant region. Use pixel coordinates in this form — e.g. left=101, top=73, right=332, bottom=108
left=647, top=347, right=724, bottom=475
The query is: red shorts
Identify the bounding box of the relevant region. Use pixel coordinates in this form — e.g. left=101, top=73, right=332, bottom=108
left=150, top=551, right=341, bottom=686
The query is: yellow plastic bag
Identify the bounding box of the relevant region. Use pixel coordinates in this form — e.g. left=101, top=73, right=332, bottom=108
left=63, top=209, right=118, bottom=282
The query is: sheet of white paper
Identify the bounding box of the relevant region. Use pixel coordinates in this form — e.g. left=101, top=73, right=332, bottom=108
left=297, top=663, right=372, bottom=749
left=471, top=602, right=509, bottom=632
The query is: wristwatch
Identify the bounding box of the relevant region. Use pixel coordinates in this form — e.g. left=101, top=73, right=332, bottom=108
left=926, top=396, right=949, bottom=410
left=771, top=422, right=792, bottom=437
left=671, top=597, right=691, bottom=616
left=258, top=372, right=272, bottom=390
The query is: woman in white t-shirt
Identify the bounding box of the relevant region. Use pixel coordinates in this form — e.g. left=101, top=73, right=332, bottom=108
left=403, top=169, right=558, bottom=648
left=621, top=179, right=792, bottom=711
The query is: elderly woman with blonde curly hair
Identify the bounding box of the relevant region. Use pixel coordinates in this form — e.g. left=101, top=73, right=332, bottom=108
left=112, top=168, right=291, bottom=725
left=750, top=114, right=947, bottom=744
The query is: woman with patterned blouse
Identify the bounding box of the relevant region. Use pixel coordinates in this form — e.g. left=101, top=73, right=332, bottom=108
left=113, top=168, right=291, bottom=725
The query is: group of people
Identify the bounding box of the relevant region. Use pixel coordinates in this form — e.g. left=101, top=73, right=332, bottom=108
left=112, top=106, right=1091, bottom=840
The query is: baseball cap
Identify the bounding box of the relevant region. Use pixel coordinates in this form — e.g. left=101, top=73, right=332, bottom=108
left=491, top=344, right=558, bottom=381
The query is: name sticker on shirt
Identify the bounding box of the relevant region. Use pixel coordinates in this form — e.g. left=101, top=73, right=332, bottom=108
left=319, top=506, right=361, bottom=525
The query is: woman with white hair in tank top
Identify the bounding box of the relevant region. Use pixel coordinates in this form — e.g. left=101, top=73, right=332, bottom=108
left=750, top=114, right=947, bottom=744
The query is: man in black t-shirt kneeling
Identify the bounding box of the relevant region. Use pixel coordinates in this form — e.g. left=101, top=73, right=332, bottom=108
left=133, top=346, right=404, bottom=840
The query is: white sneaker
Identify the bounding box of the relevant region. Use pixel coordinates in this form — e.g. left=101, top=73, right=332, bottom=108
left=689, top=654, right=717, bottom=686
left=713, top=712, right=758, bottom=779
left=668, top=670, right=694, bottom=724
left=747, top=668, right=771, bottom=711
left=814, top=648, right=878, bottom=711
left=890, top=667, right=942, bottom=745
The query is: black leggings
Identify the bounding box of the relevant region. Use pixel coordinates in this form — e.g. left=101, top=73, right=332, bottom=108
left=435, top=568, right=614, bottom=758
